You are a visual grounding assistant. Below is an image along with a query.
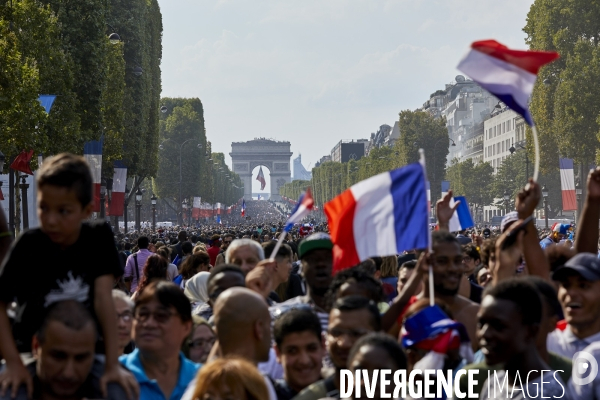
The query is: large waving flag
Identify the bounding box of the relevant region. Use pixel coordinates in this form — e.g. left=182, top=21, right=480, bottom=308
left=107, top=161, right=127, bottom=216
left=256, top=167, right=266, bottom=191
left=83, top=140, right=103, bottom=212
left=559, top=158, right=577, bottom=211
left=241, top=199, right=246, bottom=217
left=284, top=188, right=314, bottom=232
left=325, top=163, right=430, bottom=273
left=457, top=40, right=559, bottom=125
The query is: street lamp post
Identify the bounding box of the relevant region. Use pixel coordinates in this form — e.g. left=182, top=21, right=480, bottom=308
left=575, top=179, right=582, bottom=224
left=432, top=138, right=456, bottom=181
left=159, top=138, right=202, bottom=225
left=503, top=189, right=511, bottom=215
left=19, top=175, right=29, bottom=230
left=123, top=186, right=129, bottom=234
left=151, top=194, right=157, bottom=231
left=542, top=184, right=549, bottom=229
left=99, top=178, right=106, bottom=220
left=135, top=189, right=143, bottom=231
left=182, top=199, right=189, bottom=227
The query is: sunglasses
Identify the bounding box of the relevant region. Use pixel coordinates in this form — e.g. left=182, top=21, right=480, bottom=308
left=134, top=308, right=177, bottom=324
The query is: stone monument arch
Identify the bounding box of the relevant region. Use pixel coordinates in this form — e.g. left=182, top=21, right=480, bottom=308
left=230, top=138, right=292, bottom=201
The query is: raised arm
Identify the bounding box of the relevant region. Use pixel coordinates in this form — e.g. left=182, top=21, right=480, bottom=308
left=575, top=168, right=600, bottom=254
left=515, top=180, right=550, bottom=280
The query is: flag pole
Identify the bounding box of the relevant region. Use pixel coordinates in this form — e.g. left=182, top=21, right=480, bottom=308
left=531, top=124, right=540, bottom=184
left=419, top=148, right=435, bottom=308
left=268, top=230, right=288, bottom=261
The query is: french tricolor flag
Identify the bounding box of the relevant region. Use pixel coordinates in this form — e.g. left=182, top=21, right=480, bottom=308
left=448, top=196, right=475, bottom=232
left=284, top=188, right=314, bottom=232
left=241, top=199, right=246, bottom=217
left=108, top=161, right=127, bottom=216
left=457, top=40, right=559, bottom=125
left=83, top=140, right=103, bottom=212
left=559, top=158, right=577, bottom=211
left=325, top=163, right=430, bottom=273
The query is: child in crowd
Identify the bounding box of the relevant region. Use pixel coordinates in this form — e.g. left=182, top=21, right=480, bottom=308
left=0, top=153, right=136, bottom=399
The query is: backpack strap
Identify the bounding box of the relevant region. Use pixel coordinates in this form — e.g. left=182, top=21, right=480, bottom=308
left=133, top=254, right=140, bottom=282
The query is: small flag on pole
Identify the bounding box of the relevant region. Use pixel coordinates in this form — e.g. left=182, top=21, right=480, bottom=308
left=448, top=196, right=475, bottom=232
left=284, top=189, right=314, bottom=232
left=268, top=189, right=314, bottom=259
left=457, top=40, right=559, bottom=126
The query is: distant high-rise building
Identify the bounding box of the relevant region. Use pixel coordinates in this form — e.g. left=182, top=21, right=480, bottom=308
left=330, top=139, right=367, bottom=163
left=292, top=154, right=312, bottom=181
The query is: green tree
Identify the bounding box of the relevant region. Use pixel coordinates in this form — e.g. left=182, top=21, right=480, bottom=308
left=445, top=158, right=494, bottom=214
left=393, top=110, right=449, bottom=201
left=109, top=0, right=162, bottom=178
left=524, top=0, right=600, bottom=173
left=154, top=102, right=206, bottom=224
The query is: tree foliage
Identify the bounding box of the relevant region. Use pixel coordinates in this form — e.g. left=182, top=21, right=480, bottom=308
left=524, top=0, right=600, bottom=171
left=153, top=98, right=242, bottom=223
left=393, top=110, right=449, bottom=201
left=445, top=159, right=494, bottom=208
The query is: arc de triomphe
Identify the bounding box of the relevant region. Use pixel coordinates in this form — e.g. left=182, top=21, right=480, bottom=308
left=230, top=138, right=292, bottom=201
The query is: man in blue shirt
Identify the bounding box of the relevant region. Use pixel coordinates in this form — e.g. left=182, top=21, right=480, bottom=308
left=120, top=281, right=200, bottom=400
left=540, top=223, right=570, bottom=249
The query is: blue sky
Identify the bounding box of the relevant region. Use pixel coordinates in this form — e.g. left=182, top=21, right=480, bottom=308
left=157, top=0, right=535, bottom=193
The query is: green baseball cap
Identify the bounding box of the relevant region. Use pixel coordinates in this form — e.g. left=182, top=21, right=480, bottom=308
left=299, top=232, right=333, bottom=258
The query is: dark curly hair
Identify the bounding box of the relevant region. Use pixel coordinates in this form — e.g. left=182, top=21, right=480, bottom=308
left=325, top=267, right=384, bottom=312
left=136, top=255, right=168, bottom=295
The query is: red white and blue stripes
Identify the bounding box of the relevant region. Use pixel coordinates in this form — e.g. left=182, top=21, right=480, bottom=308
left=83, top=140, right=103, bottom=212
left=457, top=40, right=559, bottom=126
left=325, top=163, right=430, bottom=273
left=108, top=161, right=127, bottom=216
left=559, top=158, right=577, bottom=211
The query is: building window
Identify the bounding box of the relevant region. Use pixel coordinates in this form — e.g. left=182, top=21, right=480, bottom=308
left=502, top=141, right=505, bottom=153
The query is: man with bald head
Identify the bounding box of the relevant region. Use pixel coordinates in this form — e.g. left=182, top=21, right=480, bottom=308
left=181, top=287, right=277, bottom=400
left=213, top=287, right=272, bottom=364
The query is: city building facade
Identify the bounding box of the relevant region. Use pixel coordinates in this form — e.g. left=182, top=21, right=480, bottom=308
left=330, top=139, right=367, bottom=163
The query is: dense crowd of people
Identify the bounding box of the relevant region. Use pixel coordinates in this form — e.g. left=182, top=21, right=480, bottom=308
left=1, top=153, right=600, bottom=399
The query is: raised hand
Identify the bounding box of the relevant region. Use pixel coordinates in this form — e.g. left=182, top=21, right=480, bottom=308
left=515, top=179, right=540, bottom=219
left=436, top=190, right=460, bottom=231
left=587, top=168, right=600, bottom=202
